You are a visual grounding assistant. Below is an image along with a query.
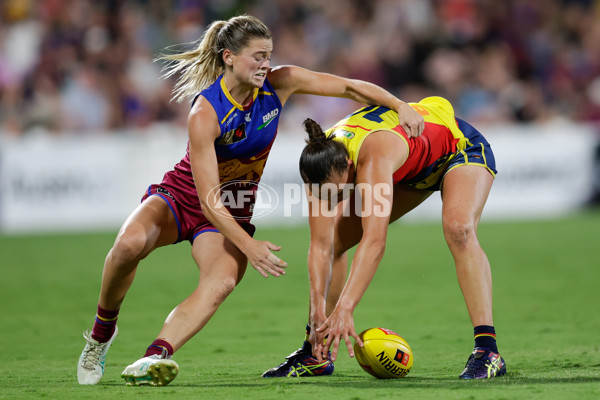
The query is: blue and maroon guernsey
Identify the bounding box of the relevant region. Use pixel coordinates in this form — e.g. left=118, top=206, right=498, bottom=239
left=205, top=75, right=282, bottom=183
left=153, top=75, right=282, bottom=222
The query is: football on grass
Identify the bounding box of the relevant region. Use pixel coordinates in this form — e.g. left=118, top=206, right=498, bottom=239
left=354, top=327, right=413, bottom=379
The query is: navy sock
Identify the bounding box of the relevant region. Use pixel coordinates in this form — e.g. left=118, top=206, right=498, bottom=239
left=474, top=325, right=498, bottom=353
left=304, top=323, right=311, bottom=341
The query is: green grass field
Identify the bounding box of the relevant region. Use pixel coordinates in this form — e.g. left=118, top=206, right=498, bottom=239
left=1, top=210, right=599, bottom=399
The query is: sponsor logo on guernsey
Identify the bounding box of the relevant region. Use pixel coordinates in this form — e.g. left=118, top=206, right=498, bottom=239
left=334, top=129, right=354, bottom=139
left=257, top=108, right=279, bottom=130
left=226, top=113, right=237, bottom=127
left=219, top=122, right=246, bottom=145
left=245, top=113, right=252, bottom=122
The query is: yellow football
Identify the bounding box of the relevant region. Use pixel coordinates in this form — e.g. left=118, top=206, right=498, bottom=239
left=354, top=327, right=413, bottom=379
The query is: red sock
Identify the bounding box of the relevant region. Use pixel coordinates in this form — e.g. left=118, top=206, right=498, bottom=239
left=145, top=339, right=174, bottom=358
left=91, top=305, right=119, bottom=343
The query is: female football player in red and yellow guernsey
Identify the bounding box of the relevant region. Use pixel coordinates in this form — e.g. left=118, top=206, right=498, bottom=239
left=263, top=96, right=506, bottom=380
left=76, top=15, right=424, bottom=386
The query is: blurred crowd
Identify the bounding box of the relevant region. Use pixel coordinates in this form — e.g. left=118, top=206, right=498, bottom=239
left=1, top=0, right=600, bottom=136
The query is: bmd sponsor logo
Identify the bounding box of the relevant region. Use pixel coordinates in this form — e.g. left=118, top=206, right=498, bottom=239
left=258, top=108, right=279, bottom=130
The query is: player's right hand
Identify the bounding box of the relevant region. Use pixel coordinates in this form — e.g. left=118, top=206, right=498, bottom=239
left=316, top=305, right=362, bottom=363
left=397, top=102, right=424, bottom=138
left=246, top=240, right=287, bottom=278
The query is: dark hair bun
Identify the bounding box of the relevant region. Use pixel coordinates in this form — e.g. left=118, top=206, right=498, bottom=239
left=303, top=118, right=327, bottom=143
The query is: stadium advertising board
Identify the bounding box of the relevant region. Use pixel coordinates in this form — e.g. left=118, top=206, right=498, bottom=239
left=0, top=123, right=597, bottom=233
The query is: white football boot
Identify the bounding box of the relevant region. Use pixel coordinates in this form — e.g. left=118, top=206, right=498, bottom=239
left=121, top=349, right=179, bottom=386
left=77, top=326, right=118, bottom=384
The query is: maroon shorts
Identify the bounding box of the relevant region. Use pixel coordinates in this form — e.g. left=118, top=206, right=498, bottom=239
left=141, top=184, right=256, bottom=244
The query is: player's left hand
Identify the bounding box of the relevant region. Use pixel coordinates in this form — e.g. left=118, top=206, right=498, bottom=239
left=315, top=306, right=363, bottom=362
left=310, top=310, right=330, bottom=362
left=397, top=102, right=424, bottom=138
left=244, top=239, right=287, bottom=278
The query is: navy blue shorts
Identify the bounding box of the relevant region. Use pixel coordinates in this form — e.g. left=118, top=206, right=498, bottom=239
left=445, top=118, right=497, bottom=179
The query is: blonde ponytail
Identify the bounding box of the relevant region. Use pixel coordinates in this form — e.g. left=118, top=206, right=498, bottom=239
left=159, top=21, right=226, bottom=103
left=159, top=15, right=271, bottom=103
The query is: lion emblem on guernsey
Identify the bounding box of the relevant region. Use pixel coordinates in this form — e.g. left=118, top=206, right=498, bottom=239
left=219, top=154, right=268, bottom=182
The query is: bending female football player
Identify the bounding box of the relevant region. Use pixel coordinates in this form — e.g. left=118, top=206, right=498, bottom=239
left=264, top=96, right=506, bottom=379
left=76, top=14, right=424, bottom=386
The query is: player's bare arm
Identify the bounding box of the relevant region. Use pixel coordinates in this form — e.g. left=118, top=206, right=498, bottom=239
left=268, top=66, right=424, bottom=137
left=305, top=192, right=337, bottom=362
left=188, top=97, right=287, bottom=278
left=318, top=134, right=402, bottom=361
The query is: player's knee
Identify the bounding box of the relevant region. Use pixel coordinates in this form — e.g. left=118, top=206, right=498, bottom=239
left=443, top=218, right=476, bottom=249
left=211, top=278, right=237, bottom=306
left=111, top=228, right=149, bottom=264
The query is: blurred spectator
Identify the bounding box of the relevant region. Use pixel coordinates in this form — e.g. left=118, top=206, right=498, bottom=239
left=1, top=0, right=599, bottom=136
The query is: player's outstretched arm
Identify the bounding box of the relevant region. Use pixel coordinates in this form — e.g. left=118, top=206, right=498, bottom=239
left=305, top=191, right=337, bottom=361
left=268, top=65, right=424, bottom=137
left=317, top=139, right=399, bottom=362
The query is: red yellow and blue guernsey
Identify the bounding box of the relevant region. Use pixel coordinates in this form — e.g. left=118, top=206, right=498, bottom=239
left=327, top=96, right=496, bottom=191
left=142, top=75, right=282, bottom=242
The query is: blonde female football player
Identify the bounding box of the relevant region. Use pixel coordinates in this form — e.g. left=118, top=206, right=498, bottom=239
left=264, top=97, right=506, bottom=379
left=76, top=14, right=424, bottom=386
